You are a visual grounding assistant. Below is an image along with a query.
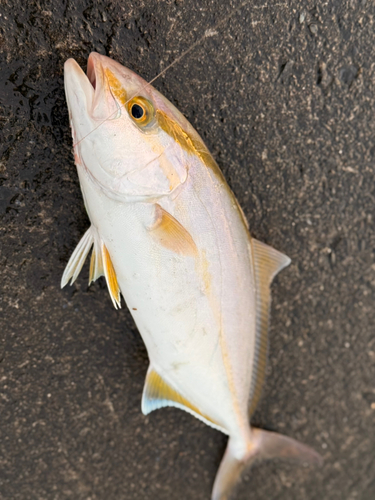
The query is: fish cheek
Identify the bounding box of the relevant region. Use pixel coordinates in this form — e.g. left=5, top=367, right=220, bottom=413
left=126, top=140, right=188, bottom=197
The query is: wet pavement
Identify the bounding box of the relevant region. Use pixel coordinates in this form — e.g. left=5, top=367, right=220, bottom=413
left=1, top=1, right=375, bottom=499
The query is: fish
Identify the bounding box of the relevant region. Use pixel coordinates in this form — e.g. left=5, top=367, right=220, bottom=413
left=62, top=52, right=322, bottom=500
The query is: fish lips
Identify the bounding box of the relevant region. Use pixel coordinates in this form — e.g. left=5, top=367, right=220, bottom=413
left=64, top=53, right=119, bottom=139
left=64, top=58, right=94, bottom=135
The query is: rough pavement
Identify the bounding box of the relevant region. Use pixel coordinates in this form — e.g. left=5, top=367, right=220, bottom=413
left=1, top=1, right=375, bottom=499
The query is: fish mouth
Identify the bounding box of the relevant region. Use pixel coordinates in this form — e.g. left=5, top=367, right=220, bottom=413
left=64, top=52, right=114, bottom=110
left=64, top=52, right=121, bottom=131
left=86, top=52, right=109, bottom=96
left=81, top=52, right=104, bottom=102
left=64, top=57, right=95, bottom=113
left=87, top=53, right=97, bottom=90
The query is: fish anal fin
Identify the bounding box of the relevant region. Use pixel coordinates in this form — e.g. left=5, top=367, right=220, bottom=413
left=61, top=227, right=94, bottom=288
left=150, top=204, right=198, bottom=257
left=101, top=243, right=121, bottom=309
left=142, top=367, right=225, bottom=433
left=248, top=239, right=291, bottom=416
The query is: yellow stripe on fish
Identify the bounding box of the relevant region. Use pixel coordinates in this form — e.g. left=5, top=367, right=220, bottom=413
left=105, top=68, right=127, bottom=107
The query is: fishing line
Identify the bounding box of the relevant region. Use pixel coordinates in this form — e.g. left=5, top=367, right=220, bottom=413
left=73, top=0, right=253, bottom=148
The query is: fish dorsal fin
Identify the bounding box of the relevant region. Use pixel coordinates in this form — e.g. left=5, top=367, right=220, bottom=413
left=61, top=226, right=121, bottom=309
left=61, top=227, right=94, bottom=288
left=248, top=239, right=291, bottom=416
left=150, top=204, right=198, bottom=257
left=142, top=367, right=226, bottom=433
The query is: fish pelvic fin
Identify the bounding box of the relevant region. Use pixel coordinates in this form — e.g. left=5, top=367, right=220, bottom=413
left=212, top=428, right=322, bottom=500
left=89, top=243, right=104, bottom=285
left=61, top=227, right=94, bottom=288
left=142, top=366, right=226, bottom=433
left=248, top=239, right=291, bottom=416
left=61, top=226, right=121, bottom=309
left=101, top=242, right=121, bottom=309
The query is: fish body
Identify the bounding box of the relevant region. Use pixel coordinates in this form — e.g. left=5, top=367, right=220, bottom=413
left=63, top=53, right=321, bottom=499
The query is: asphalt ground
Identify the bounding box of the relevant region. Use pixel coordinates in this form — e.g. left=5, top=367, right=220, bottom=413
left=1, top=1, right=374, bottom=499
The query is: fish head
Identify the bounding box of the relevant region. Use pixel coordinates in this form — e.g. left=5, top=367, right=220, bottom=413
left=64, top=52, right=193, bottom=200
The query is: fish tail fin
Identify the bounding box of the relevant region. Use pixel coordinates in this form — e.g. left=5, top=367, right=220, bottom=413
left=212, top=428, right=322, bottom=500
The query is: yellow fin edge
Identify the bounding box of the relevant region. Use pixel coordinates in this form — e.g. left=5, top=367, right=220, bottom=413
left=101, top=243, right=121, bottom=309
left=142, top=367, right=227, bottom=434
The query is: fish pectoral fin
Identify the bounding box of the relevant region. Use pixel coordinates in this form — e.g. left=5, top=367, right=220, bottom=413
left=141, top=367, right=225, bottom=432
left=212, top=429, right=322, bottom=500
left=248, top=239, right=291, bottom=416
left=149, top=204, right=198, bottom=257
left=101, top=242, right=121, bottom=309
left=61, top=227, right=94, bottom=288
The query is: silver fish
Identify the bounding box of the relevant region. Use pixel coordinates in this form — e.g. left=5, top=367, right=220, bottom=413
left=62, top=53, right=321, bottom=499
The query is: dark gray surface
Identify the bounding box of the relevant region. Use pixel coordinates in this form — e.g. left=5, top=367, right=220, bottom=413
left=1, top=0, right=374, bottom=499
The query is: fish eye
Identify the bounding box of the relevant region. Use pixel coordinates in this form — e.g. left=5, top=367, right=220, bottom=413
left=127, top=96, right=155, bottom=127
left=131, top=103, right=144, bottom=119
